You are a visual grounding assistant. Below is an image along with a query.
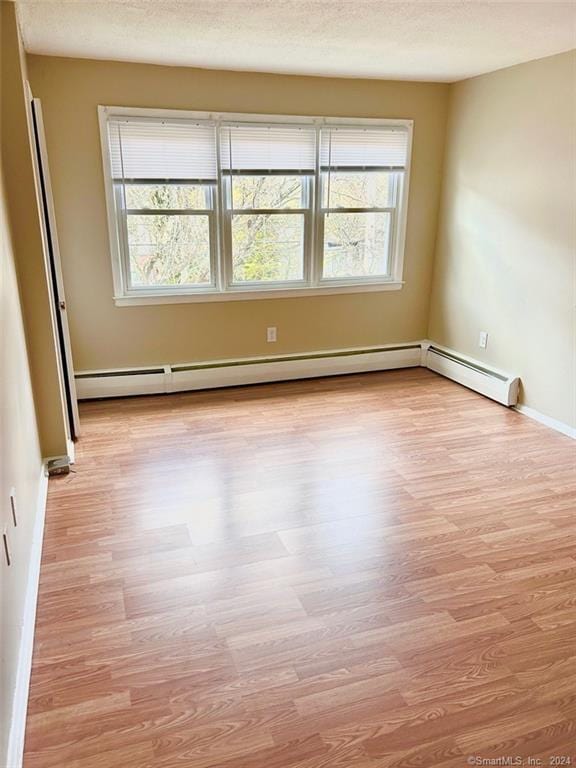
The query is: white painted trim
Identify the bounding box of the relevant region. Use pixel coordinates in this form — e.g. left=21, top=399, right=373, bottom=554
left=5, top=465, right=49, bottom=768
left=170, top=346, right=421, bottom=393
left=419, top=339, right=431, bottom=367
left=66, top=439, right=75, bottom=465
left=100, top=105, right=414, bottom=128
left=32, top=98, right=81, bottom=439
left=425, top=344, right=519, bottom=406
left=421, top=339, right=516, bottom=382
left=24, top=87, right=72, bottom=450
left=77, top=370, right=168, bottom=400
left=391, top=121, right=412, bottom=288
left=98, top=105, right=125, bottom=299
left=114, top=281, right=403, bottom=306
left=513, top=404, right=576, bottom=440
left=75, top=343, right=422, bottom=399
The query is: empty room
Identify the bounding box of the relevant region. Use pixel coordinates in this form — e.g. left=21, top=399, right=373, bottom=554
left=1, top=1, right=575, bottom=766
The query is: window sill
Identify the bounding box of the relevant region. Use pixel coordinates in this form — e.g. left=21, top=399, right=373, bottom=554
left=114, top=281, right=404, bottom=306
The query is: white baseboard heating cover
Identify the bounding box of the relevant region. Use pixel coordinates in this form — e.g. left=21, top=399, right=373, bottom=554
left=75, top=344, right=422, bottom=400
left=425, top=345, right=519, bottom=406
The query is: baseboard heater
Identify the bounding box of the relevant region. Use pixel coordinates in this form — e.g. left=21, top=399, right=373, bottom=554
left=75, top=344, right=422, bottom=400
left=424, top=345, right=519, bottom=406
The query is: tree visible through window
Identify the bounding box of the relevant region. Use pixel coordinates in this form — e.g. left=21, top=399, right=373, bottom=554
left=229, top=176, right=307, bottom=283
left=321, top=171, right=396, bottom=279
left=124, top=184, right=212, bottom=286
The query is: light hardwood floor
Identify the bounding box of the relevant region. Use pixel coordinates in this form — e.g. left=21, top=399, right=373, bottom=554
left=24, top=369, right=576, bottom=767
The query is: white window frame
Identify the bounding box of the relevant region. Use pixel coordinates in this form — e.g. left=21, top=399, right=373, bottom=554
left=317, top=167, right=402, bottom=286
left=221, top=173, right=314, bottom=291
left=98, top=106, right=413, bottom=305
left=114, top=182, right=219, bottom=294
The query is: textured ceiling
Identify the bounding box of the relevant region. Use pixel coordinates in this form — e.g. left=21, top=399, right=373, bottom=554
left=16, top=0, right=576, bottom=82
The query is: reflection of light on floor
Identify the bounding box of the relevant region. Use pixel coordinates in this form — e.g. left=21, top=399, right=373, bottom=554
left=133, top=446, right=307, bottom=544
left=304, top=426, right=400, bottom=542
left=126, top=416, right=402, bottom=550
left=122, top=455, right=227, bottom=531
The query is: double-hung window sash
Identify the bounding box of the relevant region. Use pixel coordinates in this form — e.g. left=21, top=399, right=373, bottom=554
left=219, top=123, right=317, bottom=287
left=318, top=126, right=409, bottom=282
left=108, top=118, right=218, bottom=292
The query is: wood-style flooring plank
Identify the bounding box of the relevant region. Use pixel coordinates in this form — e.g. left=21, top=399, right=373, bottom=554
left=24, top=369, right=576, bottom=767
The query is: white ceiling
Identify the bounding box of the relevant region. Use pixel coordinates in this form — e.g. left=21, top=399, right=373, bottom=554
left=16, top=0, right=576, bottom=83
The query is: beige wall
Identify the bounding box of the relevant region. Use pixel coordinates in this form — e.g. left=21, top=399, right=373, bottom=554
left=1, top=6, right=44, bottom=762
left=27, top=55, right=449, bottom=370
left=429, top=51, right=576, bottom=427
left=2, top=3, right=69, bottom=458
left=0, top=169, right=43, bottom=768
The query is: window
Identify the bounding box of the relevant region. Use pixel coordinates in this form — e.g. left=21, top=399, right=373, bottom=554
left=220, top=124, right=316, bottom=286
left=101, top=108, right=412, bottom=303
left=319, top=128, right=407, bottom=281
left=107, top=118, right=218, bottom=291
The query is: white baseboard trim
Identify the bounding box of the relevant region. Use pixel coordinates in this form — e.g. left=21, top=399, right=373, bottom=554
left=75, top=343, right=423, bottom=400
left=66, top=438, right=75, bottom=465
left=5, top=465, right=49, bottom=768
left=513, top=404, right=576, bottom=440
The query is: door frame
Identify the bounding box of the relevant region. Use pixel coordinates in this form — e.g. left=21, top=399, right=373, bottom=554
left=28, top=92, right=80, bottom=442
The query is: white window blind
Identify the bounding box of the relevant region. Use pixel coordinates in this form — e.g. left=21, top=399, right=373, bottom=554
left=319, top=127, right=409, bottom=171
left=220, top=123, right=317, bottom=175
left=108, top=119, right=218, bottom=182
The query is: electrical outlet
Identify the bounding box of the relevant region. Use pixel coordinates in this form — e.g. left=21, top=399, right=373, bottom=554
left=479, top=331, right=488, bottom=349
left=9, top=488, right=17, bottom=527
left=267, top=326, right=277, bottom=343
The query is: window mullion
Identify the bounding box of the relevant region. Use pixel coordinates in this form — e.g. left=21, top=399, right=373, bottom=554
left=311, top=124, right=323, bottom=286
left=221, top=177, right=234, bottom=290
left=115, top=184, right=132, bottom=293
left=388, top=171, right=401, bottom=280
left=300, top=174, right=311, bottom=286
left=215, top=123, right=230, bottom=292
left=207, top=185, right=219, bottom=291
